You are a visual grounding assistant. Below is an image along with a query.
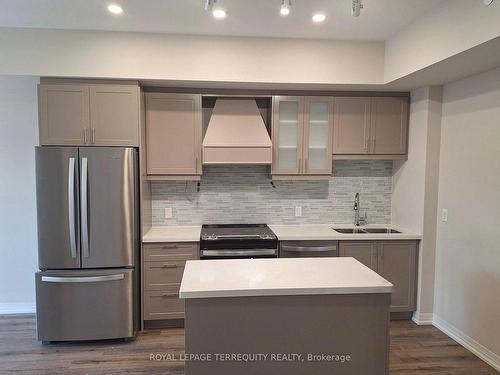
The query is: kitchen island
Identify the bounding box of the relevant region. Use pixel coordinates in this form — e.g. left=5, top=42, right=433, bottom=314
left=180, top=257, right=393, bottom=375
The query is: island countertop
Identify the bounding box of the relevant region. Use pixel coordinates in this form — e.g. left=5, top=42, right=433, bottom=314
left=179, top=257, right=393, bottom=299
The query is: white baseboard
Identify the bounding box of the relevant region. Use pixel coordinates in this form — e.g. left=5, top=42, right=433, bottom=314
left=433, top=315, right=500, bottom=372
left=0, top=303, right=36, bottom=314
left=412, top=311, right=434, bottom=325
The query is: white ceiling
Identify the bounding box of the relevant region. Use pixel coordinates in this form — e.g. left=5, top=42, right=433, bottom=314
left=0, top=0, right=445, bottom=41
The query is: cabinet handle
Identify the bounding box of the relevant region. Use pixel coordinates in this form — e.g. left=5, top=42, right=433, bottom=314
left=162, top=264, right=178, bottom=269
left=305, top=159, right=309, bottom=173
left=91, top=128, right=95, bottom=144
left=161, top=292, right=179, bottom=298
left=298, top=158, right=302, bottom=173
left=372, top=138, right=376, bottom=151
left=195, top=156, right=198, bottom=171
left=160, top=245, right=178, bottom=249
left=84, top=128, right=88, bottom=144
left=364, top=136, right=369, bottom=152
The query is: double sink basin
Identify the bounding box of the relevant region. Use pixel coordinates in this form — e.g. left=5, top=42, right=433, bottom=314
left=332, top=227, right=401, bottom=234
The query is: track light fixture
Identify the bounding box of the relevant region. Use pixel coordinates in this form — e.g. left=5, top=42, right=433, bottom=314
left=280, top=0, right=291, bottom=16
left=352, top=0, right=363, bottom=17
left=205, top=0, right=226, bottom=19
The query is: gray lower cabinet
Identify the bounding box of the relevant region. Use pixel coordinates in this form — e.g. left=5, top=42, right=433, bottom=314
left=142, top=242, right=198, bottom=323
left=378, top=241, right=417, bottom=312
left=339, top=240, right=418, bottom=313
left=339, top=241, right=378, bottom=271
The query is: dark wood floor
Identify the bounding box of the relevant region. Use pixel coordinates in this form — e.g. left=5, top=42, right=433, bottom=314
left=0, top=314, right=497, bottom=375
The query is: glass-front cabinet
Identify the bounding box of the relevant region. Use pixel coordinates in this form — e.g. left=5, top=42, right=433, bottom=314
left=272, top=96, right=333, bottom=178
left=272, top=96, right=304, bottom=175
left=304, top=97, right=333, bottom=174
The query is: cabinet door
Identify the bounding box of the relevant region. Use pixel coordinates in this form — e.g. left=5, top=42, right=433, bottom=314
left=378, top=241, right=417, bottom=312
left=145, top=93, right=201, bottom=175
left=303, top=97, right=333, bottom=175
left=38, top=84, right=89, bottom=145
left=89, top=85, right=139, bottom=146
left=272, top=96, right=304, bottom=175
left=332, top=97, right=371, bottom=154
left=339, top=241, right=378, bottom=272
left=370, top=97, right=408, bottom=154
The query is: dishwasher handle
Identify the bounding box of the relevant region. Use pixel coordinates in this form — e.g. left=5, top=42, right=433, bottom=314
left=281, top=245, right=337, bottom=252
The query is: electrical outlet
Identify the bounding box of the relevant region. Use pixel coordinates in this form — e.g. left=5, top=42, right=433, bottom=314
left=441, top=208, right=448, bottom=222
left=164, top=207, right=173, bottom=219
left=295, top=206, right=302, bottom=217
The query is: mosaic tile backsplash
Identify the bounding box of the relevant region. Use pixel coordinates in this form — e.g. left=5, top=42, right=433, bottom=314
left=151, top=161, right=393, bottom=225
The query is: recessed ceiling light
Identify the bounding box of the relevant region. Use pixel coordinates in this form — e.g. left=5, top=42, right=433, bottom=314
left=212, top=8, right=227, bottom=19
left=280, top=0, right=291, bottom=16
left=107, top=4, right=123, bottom=15
left=483, top=0, right=494, bottom=5
left=312, top=13, right=326, bottom=23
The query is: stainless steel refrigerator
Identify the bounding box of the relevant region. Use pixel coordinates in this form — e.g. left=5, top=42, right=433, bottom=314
left=35, top=147, right=139, bottom=342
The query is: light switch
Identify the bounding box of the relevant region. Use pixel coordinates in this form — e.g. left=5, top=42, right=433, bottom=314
left=295, top=206, right=302, bottom=217
left=164, top=207, right=173, bottom=219
left=441, top=208, right=448, bottom=222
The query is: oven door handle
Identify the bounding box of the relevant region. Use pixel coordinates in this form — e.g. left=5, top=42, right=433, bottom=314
left=201, top=249, right=277, bottom=257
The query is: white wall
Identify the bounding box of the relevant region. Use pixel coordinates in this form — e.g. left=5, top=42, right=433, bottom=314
left=434, top=67, right=500, bottom=366
left=0, top=28, right=384, bottom=85
left=392, top=86, right=442, bottom=321
left=384, top=0, right=500, bottom=83
left=0, top=75, right=39, bottom=313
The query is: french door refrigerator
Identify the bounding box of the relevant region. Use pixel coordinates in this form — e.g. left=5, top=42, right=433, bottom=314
left=35, top=147, right=139, bottom=342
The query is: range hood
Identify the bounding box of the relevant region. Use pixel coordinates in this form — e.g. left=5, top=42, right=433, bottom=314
left=202, top=99, right=272, bottom=165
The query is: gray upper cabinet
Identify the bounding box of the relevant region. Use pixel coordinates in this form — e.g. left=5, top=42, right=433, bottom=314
left=89, top=85, right=140, bottom=146
left=339, top=241, right=378, bottom=272
left=145, top=93, right=202, bottom=177
left=39, top=84, right=89, bottom=145
left=38, top=81, right=140, bottom=147
left=370, top=97, right=408, bottom=155
left=272, top=96, right=304, bottom=176
left=332, top=96, right=409, bottom=158
left=272, top=96, right=332, bottom=178
left=303, top=97, right=333, bottom=175
left=332, top=97, right=371, bottom=155
left=378, top=241, right=417, bottom=312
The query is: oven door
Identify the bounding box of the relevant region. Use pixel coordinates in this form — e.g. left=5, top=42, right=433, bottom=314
left=200, top=248, right=278, bottom=259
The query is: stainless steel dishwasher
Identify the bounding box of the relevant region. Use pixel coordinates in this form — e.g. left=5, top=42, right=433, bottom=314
left=279, top=240, right=339, bottom=258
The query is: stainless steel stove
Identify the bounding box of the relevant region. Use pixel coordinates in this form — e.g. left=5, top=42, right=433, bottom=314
left=200, top=224, right=278, bottom=259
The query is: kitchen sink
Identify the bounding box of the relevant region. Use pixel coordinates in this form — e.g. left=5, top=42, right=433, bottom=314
left=362, top=228, right=401, bottom=234
left=331, top=227, right=401, bottom=234
left=332, top=228, right=368, bottom=234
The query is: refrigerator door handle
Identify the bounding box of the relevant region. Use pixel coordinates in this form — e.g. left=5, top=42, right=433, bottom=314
left=67, top=157, right=77, bottom=258
left=81, top=157, right=90, bottom=258
left=41, top=274, right=125, bottom=283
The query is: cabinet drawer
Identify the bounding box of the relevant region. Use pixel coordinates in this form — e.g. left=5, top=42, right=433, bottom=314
left=144, top=288, right=184, bottom=320
left=144, top=261, right=185, bottom=291
left=143, top=242, right=198, bottom=262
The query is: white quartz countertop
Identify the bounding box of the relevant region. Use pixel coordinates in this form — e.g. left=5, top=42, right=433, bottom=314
left=269, top=224, right=421, bottom=241
left=143, top=226, right=201, bottom=243
left=179, top=257, right=393, bottom=299
left=142, top=224, right=421, bottom=242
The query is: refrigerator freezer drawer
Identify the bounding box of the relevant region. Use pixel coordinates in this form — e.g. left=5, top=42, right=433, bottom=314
left=35, top=269, right=136, bottom=342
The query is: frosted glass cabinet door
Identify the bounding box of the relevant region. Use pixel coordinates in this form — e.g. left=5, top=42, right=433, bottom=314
left=304, top=97, right=333, bottom=175
left=272, top=96, right=304, bottom=174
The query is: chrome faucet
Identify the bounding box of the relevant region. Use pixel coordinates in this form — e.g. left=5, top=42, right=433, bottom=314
left=353, top=193, right=367, bottom=226
left=354, top=193, right=360, bottom=226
